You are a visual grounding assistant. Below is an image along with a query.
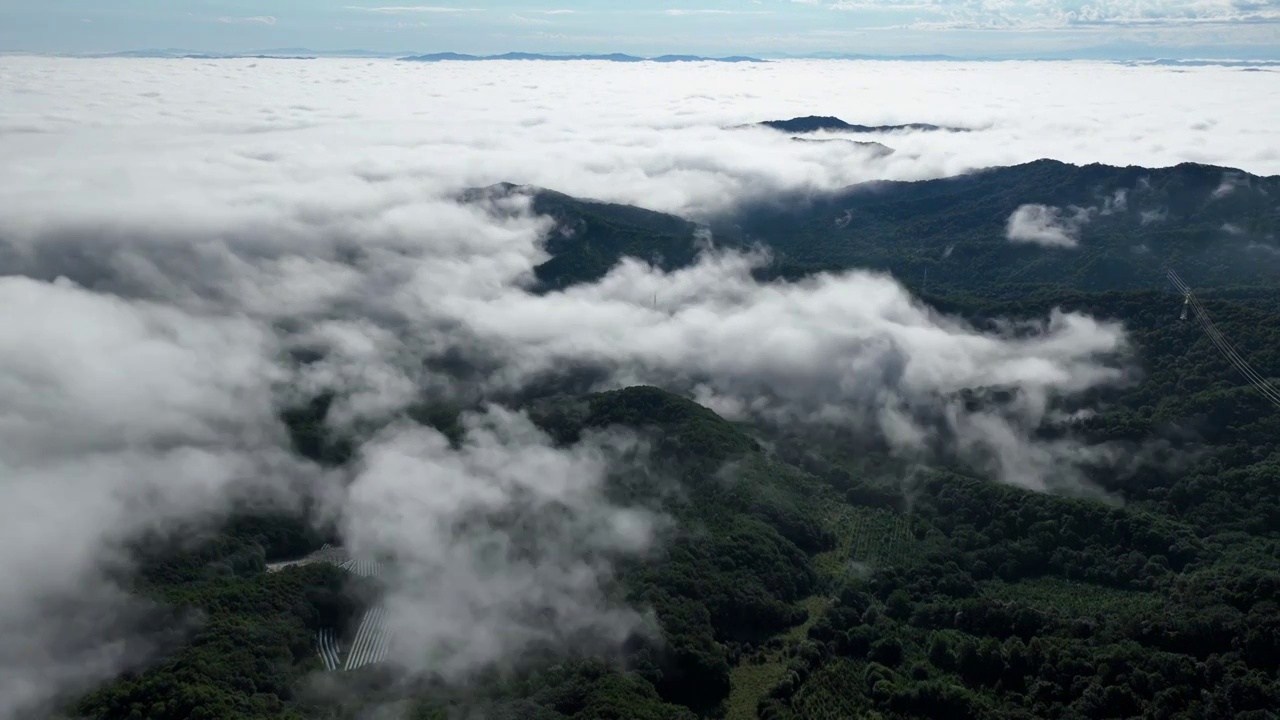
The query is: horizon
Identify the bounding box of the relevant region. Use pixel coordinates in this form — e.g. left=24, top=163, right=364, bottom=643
left=3, top=0, right=1279, bottom=60
left=9, top=48, right=1280, bottom=63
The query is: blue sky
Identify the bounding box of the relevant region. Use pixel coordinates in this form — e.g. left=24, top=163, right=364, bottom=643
left=2, top=0, right=1279, bottom=57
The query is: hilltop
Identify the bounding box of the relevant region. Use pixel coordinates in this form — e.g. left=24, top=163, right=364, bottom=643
left=756, top=116, right=972, bottom=134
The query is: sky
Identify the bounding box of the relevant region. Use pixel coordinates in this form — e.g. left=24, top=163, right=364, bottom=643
left=2, top=0, right=1280, bottom=58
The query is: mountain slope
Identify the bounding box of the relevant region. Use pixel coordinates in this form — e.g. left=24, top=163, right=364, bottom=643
left=73, top=161, right=1280, bottom=720
left=461, top=183, right=725, bottom=290
left=721, top=159, right=1280, bottom=296
left=463, top=161, right=1280, bottom=299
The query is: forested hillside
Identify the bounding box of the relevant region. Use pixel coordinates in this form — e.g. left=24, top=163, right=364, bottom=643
left=720, top=159, right=1280, bottom=297
left=68, top=161, right=1280, bottom=720
left=483, top=159, right=1280, bottom=298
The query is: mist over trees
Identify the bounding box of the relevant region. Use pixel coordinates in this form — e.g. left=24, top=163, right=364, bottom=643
left=2, top=57, right=1279, bottom=720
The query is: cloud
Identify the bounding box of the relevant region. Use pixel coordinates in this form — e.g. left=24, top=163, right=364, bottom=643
left=1213, top=170, right=1249, bottom=197
left=216, top=15, right=277, bottom=25
left=1005, top=188, right=1129, bottom=248
left=1006, top=204, right=1087, bottom=247
left=1247, top=241, right=1280, bottom=257
left=509, top=13, right=553, bottom=25
left=662, top=9, right=774, bottom=15
left=1, top=58, right=1275, bottom=217
left=423, top=241, right=1132, bottom=494
left=0, top=276, right=311, bottom=717
left=826, top=1, right=946, bottom=11
left=804, top=0, right=1280, bottom=28
left=0, top=56, right=1268, bottom=710
left=342, top=410, right=661, bottom=680
left=343, top=5, right=484, bottom=14
left=1141, top=207, right=1168, bottom=224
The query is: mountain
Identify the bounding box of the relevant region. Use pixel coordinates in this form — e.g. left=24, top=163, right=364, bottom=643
left=74, top=161, right=1280, bottom=720
left=719, top=159, right=1280, bottom=297
left=463, top=160, right=1280, bottom=300
left=460, top=182, right=718, bottom=290
left=757, top=115, right=970, bottom=134
left=80, top=358, right=1280, bottom=719
left=400, top=53, right=765, bottom=63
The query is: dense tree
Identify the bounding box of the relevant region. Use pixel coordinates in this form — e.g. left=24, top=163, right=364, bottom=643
left=72, top=160, right=1280, bottom=719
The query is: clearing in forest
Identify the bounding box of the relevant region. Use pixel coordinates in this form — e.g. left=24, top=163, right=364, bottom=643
left=815, top=505, right=919, bottom=577
left=727, top=595, right=831, bottom=720
left=727, top=660, right=790, bottom=720
left=981, top=577, right=1163, bottom=616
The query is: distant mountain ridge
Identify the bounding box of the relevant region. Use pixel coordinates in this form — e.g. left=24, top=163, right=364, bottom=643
left=725, top=159, right=1280, bottom=296
left=64, top=49, right=1280, bottom=64
left=462, top=160, right=1280, bottom=297
left=757, top=115, right=972, bottom=134
left=400, top=52, right=766, bottom=63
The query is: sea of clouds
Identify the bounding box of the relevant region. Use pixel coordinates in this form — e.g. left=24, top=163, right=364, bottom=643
left=1, top=57, right=1276, bottom=717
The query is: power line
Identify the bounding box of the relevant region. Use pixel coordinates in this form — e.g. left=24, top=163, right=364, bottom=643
left=1167, top=268, right=1280, bottom=408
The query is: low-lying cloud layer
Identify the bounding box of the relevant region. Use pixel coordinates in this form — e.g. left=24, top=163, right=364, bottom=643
left=0, top=56, right=1260, bottom=715
left=2, top=57, right=1277, bottom=219
left=344, top=410, right=659, bottom=680
left=0, top=277, right=306, bottom=715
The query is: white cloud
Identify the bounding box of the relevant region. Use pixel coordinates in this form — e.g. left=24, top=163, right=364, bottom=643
left=509, top=13, right=552, bottom=25
left=805, top=0, right=1280, bottom=28
left=663, top=8, right=774, bottom=15
left=1006, top=204, right=1087, bottom=247
left=343, top=5, right=484, bottom=13
left=215, top=15, right=277, bottom=25
left=0, top=56, right=1270, bottom=710
left=0, top=59, right=1275, bottom=219
left=1141, top=207, right=1168, bottom=224
left=343, top=411, right=661, bottom=680
left=0, top=276, right=310, bottom=715
left=1213, top=170, right=1249, bottom=197
left=1005, top=188, right=1132, bottom=247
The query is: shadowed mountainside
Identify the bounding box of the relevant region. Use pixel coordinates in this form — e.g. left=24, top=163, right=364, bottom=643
left=477, top=159, right=1280, bottom=297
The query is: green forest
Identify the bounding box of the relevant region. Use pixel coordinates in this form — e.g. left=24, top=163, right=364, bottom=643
left=72, top=160, right=1280, bottom=719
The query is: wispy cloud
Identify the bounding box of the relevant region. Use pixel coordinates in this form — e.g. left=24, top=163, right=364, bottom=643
left=343, top=5, right=484, bottom=14
left=216, top=15, right=277, bottom=26
left=800, top=0, right=1280, bottom=29
left=509, top=13, right=552, bottom=25
left=826, top=1, right=942, bottom=9
left=1006, top=204, right=1086, bottom=248
left=663, top=9, right=774, bottom=16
